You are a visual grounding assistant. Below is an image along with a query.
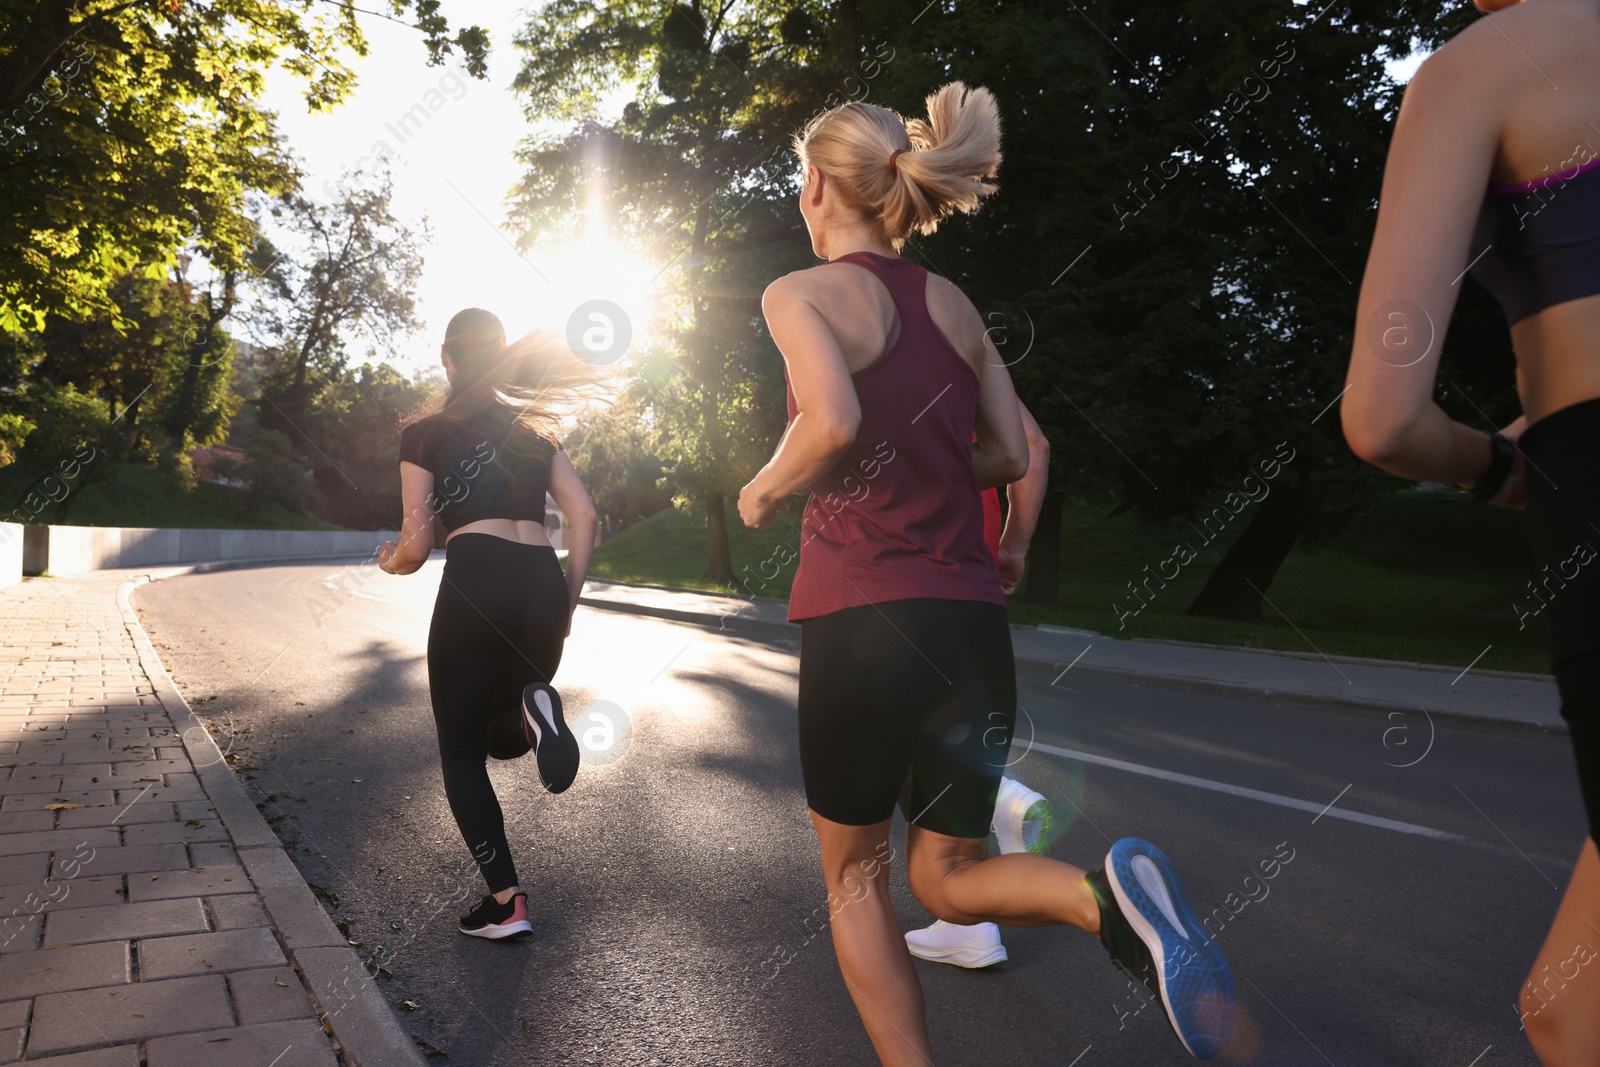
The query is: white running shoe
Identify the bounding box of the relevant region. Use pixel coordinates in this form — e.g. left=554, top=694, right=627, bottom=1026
left=992, top=776, right=1053, bottom=856
left=904, top=920, right=1008, bottom=968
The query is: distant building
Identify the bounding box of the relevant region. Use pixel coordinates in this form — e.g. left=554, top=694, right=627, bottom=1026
left=190, top=443, right=248, bottom=488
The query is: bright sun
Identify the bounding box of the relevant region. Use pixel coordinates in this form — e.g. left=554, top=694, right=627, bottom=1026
left=541, top=236, right=658, bottom=367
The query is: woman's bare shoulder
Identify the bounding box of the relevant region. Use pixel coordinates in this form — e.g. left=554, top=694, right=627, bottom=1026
left=923, top=272, right=985, bottom=362
left=1422, top=0, right=1591, bottom=84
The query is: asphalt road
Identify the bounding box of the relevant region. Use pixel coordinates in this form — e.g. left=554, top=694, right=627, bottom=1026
left=134, top=559, right=1588, bottom=1067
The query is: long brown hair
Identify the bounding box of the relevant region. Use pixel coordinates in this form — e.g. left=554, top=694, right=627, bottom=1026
left=401, top=307, right=610, bottom=453
left=794, top=82, right=1003, bottom=248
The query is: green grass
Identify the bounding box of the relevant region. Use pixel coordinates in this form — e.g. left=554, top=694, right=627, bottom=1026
left=593, top=491, right=1551, bottom=674
left=0, top=464, right=342, bottom=531
left=590, top=502, right=797, bottom=594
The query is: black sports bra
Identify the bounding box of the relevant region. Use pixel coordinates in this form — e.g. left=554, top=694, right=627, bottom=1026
left=1469, top=154, right=1600, bottom=324
left=398, top=409, right=559, bottom=534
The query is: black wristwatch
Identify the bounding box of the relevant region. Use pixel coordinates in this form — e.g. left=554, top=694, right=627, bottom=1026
left=1471, top=432, right=1515, bottom=503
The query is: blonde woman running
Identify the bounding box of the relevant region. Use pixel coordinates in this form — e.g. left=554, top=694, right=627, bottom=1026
left=739, top=84, right=1236, bottom=1063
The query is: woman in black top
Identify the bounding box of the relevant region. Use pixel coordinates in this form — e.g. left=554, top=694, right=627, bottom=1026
left=1342, top=2, right=1600, bottom=1060
left=379, top=307, right=600, bottom=940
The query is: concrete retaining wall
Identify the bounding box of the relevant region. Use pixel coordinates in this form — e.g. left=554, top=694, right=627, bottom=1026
left=22, top=525, right=393, bottom=576
left=0, top=523, right=21, bottom=589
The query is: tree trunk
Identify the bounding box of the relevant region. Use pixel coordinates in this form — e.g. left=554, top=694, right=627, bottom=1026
left=1185, top=490, right=1301, bottom=620
left=1022, top=486, right=1063, bottom=605
left=703, top=490, right=733, bottom=585
left=838, top=0, right=859, bottom=79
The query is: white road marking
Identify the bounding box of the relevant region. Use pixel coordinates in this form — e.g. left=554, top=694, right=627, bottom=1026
left=1028, top=740, right=1466, bottom=840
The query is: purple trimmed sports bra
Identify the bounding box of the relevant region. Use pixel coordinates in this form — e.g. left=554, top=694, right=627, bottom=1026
left=1468, top=154, right=1600, bottom=324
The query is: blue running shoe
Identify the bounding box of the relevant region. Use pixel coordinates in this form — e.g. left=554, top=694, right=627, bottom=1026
left=1086, top=838, right=1235, bottom=1059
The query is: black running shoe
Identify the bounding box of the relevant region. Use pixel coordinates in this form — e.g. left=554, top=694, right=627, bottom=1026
left=458, top=892, right=532, bottom=940
left=521, top=682, right=579, bottom=793
left=1086, top=838, right=1236, bottom=1059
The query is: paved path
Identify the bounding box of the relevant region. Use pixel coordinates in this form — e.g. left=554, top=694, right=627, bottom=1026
left=0, top=572, right=422, bottom=1066
left=136, top=560, right=1586, bottom=1067
left=578, top=580, right=1566, bottom=735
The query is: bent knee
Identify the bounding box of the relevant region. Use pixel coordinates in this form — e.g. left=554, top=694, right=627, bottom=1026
left=907, top=857, right=976, bottom=923
left=819, top=845, right=895, bottom=896
left=1520, top=980, right=1584, bottom=1057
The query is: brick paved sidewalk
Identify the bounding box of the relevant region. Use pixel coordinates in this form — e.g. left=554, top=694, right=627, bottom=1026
left=0, top=572, right=423, bottom=1067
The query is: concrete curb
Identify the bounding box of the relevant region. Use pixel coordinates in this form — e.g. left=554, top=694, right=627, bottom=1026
left=141, top=552, right=390, bottom=581
left=574, top=589, right=1568, bottom=743
left=118, top=576, right=428, bottom=1067
left=1122, top=635, right=1556, bottom=684
left=1017, top=657, right=1567, bottom=741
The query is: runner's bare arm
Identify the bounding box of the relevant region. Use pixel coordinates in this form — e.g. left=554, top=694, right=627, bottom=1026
left=740, top=273, right=862, bottom=528
left=380, top=461, right=436, bottom=575
left=998, top=400, right=1050, bottom=593
left=549, top=450, right=597, bottom=627
left=1341, top=30, right=1510, bottom=486
left=925, top=274, right=1027, bottom=488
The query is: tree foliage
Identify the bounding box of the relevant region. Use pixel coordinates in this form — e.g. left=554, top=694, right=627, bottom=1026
left=511, top=0, right=1521, bottom=613
left=0, top=0, right=486, bottom=331
left=512, top=0, right=840, bottom=581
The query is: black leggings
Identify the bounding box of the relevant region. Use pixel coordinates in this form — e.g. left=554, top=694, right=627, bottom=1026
left=1521, top=398, right=1600, bottom=845
left=428, top=534, right=569, bottom=892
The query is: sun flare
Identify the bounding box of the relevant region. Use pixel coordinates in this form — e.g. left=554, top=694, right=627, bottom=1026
left=540, top=236, right=658, bottom=365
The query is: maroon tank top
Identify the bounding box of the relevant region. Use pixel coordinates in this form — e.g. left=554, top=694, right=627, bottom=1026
left=784, top=251, right=1004, bottom=621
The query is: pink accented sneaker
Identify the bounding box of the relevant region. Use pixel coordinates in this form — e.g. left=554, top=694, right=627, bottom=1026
left=458, top=892, right=532, bottom=940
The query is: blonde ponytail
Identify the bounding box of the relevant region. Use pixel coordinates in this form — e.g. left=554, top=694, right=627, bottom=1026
left=794, top=81, right=1002, bottom=246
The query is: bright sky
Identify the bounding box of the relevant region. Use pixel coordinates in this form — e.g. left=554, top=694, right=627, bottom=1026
left=259, top=1, right=649, bottom=377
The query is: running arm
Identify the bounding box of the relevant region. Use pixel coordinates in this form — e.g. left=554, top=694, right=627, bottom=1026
left=740, top=275, right=862, bottom=528
left=970, top=314, right=1028, bottom=490
left=380, top=461, right=437, bottom=575
left=997, top=400, right=1049, bottom=594
left=549, top=450, right=597, bottom=630
left=1341, top=36, right=1517, bottom=492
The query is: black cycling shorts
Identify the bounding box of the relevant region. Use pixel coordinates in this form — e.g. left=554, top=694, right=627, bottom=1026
left=1522, top=397, right=1600, bottom=844
left=797, top=598, right=1016, bottom=839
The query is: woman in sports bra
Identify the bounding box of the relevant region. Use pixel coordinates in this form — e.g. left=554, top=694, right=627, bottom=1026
left=379, top=308, right=600, bottom=940
left=740, top=84, right=1236, bottom=1063
left=1343, top=2, right=1600, bottom=1060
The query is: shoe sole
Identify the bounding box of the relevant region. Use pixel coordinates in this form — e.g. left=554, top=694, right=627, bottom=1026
left=994, top=781, right=1053, bottom=856
left=1106, top=838, right=1235, bottom=1059
left=905, top=942, right=1008, bottom=968
left=458, top=919, right=533, bottom=940
left=522, top=683, right=579, bottom=793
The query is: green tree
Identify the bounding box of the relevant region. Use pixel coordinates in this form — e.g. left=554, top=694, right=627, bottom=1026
left=567, top=395, right=674, bottom=530
left=0, top=0, right=487, bottom=331
left=248, top=170, right=426, bottom=431
left=512, top=0, right=823, bottom=583
left=306, top=361, right=439, bottom=528
left=217, top=428, right=321, bottom=521
left=857, top=0, right=1513, bottom=619
left=0, top=378, right=114, bottom=523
